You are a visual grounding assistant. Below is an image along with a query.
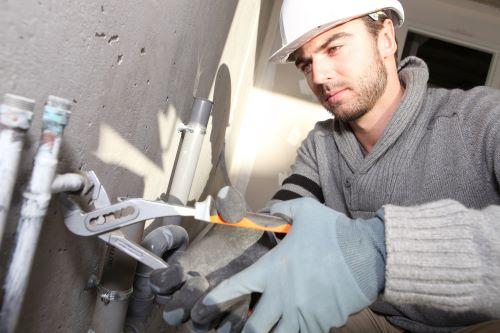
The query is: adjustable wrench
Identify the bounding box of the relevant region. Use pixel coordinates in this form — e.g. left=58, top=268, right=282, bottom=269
left=59, top=171, right=290, bottom=269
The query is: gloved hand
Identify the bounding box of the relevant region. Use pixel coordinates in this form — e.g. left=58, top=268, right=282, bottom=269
left=191, top=197, right=386, bottom=333
left=150, top=224, right=275, bottom=332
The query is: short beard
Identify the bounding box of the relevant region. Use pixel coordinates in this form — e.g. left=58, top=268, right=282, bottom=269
left=326, top=51, right=388, bottom=122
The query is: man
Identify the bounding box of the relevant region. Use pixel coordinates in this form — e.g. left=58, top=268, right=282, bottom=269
left=153, top=0, right=500, bottom=332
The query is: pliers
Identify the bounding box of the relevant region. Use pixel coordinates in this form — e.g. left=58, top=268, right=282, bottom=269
left=58, top=171, right=290, bottom=270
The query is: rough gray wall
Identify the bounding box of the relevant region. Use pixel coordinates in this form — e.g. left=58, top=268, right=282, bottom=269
left=0, top=0, right=239, bottom=332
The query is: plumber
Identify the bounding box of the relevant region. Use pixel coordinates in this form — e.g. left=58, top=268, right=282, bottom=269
left=152, top=0, right=500, bottom=332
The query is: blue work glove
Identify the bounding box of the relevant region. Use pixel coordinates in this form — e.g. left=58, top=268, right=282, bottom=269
left=191, top=197, right=386, bottom=333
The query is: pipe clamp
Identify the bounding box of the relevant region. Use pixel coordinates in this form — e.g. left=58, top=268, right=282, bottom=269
left=177, top=123, right=207, bottom=134
left=97, top=285, right=133, bottom=304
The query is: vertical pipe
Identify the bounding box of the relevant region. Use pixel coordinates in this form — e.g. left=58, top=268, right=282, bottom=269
left=89, top=98, right=212, bottom=333
left=147, top=98, right=213, bottom=230
left=0, top=94, right=35, bottom=249
left=121, top=97, right=213, bottom=332
left=88, top=223, right=142, bottom=333
left=0, top=96, right=71, bottom=333
left=169, top=98, right=213, bottom=205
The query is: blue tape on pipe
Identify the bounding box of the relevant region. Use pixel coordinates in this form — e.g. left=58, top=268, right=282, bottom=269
left=43, top=106, right=71, bottom=125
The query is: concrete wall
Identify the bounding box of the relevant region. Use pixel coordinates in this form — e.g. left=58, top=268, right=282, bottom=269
left=0, top=0, right=268, bottom=332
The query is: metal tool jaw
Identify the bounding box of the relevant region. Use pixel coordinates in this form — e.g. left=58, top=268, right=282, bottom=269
left=58, top=171, right=213, bottom=270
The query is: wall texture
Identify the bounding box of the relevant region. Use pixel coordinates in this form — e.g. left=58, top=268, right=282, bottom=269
left=0, top=0, right=261, bottom=332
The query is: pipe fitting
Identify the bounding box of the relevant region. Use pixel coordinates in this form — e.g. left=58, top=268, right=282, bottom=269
left=125, top=225, right=189, bottom=332
left=0, top=94, right=35, bottom=129
left=51, top=173, right=87, bottom=194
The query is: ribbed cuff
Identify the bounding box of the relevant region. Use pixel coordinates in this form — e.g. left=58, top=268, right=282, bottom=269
left=336, top=213, right=386, bottom=302
left=383, top=200, right=483, bottom=313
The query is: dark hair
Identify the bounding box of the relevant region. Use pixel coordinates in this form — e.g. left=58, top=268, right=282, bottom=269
left=361, top=10, right=399, bottom=57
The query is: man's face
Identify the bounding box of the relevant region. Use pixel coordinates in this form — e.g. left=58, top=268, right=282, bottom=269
left=294, top=18, right=388, bottom=122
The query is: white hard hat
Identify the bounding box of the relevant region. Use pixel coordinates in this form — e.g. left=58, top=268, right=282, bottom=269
left=270, top=0, right=405, bottom=63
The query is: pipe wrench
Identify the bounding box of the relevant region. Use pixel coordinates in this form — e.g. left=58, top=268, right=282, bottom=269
left=59, top=171, right=290, bottom=270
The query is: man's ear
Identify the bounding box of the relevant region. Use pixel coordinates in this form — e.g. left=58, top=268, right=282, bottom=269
left=377, top=19, right=397, bottom=59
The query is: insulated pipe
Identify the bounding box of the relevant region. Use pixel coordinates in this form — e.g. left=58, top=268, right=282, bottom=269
left=91, top=97, right=213, bottom=333
left=124, top=225, right=188, bottom=333
left=0, top=94, right=35, bottom=249
left=0, top=95, right=71, bottom=333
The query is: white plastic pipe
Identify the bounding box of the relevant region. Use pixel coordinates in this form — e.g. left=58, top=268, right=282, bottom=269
left=168, top=98, right=213, bottom=204
left=0, top=96, right=71, bottom=333
left=0, top=94, right=35, bottom=249
left=51, top=173, right=86, bottom=194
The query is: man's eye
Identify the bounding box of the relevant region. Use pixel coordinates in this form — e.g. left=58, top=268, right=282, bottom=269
left=301, top=63, right=312, bottom=74
left=328, top=45, right=342, bottom=55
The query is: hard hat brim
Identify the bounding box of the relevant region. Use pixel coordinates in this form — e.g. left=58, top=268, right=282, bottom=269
left=269, top=9, right=403, bottom=64
left=269, top=18, right=351, bottom=64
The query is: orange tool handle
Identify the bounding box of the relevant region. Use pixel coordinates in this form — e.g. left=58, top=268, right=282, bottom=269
left=210, top=212, right=291, bottom=234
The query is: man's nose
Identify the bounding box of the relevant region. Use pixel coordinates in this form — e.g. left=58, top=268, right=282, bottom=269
left=311, top=57, right=334, bottom=85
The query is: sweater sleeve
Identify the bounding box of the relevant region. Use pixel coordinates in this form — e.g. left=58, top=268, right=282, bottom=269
left=382, top=200, right=500, bottom=319
left=263, top=128, right=324, bottom=212
left=382, top=87, right=500, bottom=319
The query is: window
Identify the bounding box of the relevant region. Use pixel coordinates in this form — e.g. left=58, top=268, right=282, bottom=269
left=402, top=31, right=493, bottom=90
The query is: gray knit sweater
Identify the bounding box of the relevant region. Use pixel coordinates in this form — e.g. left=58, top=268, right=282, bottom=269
left=267, top=57, right=500, bottom=332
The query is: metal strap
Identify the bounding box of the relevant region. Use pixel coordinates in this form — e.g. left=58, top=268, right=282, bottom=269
left=97, top=285, right=133, bottom=304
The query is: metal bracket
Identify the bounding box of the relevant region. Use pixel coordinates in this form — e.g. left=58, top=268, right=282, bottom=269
left=177, top=123, right=207, bottom=134
left=97, top=285, right=133, bottom=304
left=85, top=274, right=133, bottom=304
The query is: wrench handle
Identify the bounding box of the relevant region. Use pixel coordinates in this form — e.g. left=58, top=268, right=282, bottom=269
left=209, top=212, right=290, bottom=234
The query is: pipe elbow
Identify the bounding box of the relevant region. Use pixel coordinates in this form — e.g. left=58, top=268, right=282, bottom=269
left=141, top=224, right=189, bottom=256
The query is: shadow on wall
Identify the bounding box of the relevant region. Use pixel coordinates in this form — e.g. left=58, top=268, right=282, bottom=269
left=200, top=64, right=233, bottom=197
